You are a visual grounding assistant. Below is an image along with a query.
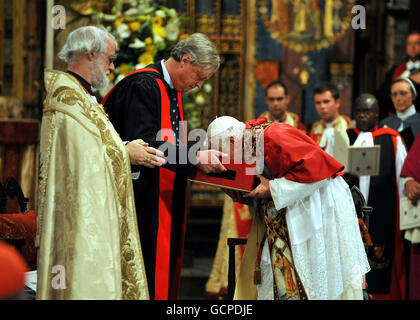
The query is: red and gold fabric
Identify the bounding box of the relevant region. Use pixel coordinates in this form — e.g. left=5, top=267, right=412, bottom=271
left=259, top=111, right=307, bottom=134
left=309, top=114, right=352, bottom=145
left=0, top=210, right=37, bottom=270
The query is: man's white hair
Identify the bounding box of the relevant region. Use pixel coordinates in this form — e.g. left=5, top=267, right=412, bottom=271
left=207, top=116, right=245, bottom=148
left=58, top=26, right=116, bottom=64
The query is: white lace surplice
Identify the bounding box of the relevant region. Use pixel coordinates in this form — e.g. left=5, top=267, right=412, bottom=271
left=260, top=176, right=371, bottom=300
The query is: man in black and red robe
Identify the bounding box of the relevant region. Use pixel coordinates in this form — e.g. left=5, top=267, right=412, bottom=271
left=102, top=33, right=224, bottom=300
left=347, top=94, right=407, bottom=300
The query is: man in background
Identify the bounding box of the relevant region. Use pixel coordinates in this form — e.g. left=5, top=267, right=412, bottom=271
left=309, top=82, right=352, bottom=156
left=377, top=31, right=420, bottom=119
left=347, top=94, right=407, bottom=300
left=259, top=80, right=306, bottom=133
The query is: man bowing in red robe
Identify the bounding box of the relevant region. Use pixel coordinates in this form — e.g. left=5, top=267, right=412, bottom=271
left=207, top=116, right=370, bottom=300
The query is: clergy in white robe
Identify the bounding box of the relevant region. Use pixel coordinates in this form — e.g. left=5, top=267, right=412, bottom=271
left=36, top=27, right=151, bottom=300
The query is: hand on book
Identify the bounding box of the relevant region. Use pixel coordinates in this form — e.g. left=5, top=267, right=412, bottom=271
left=222, top=189, right=254, bottom=206
left=196, top=149, right=228, bottom=174
left=243, top=175, right=271, bottom=199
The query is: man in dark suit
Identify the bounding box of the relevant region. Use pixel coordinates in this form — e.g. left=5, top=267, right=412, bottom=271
left=103, top=33, right=226, bottom=300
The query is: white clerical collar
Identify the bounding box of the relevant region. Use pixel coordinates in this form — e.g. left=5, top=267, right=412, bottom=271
left=161, top=60, right=174, bottom=89
left=354, top=131, right=374, bottom=147
left=396, top=105, right=416, bottom=121
left=407, top=60, right=420, bottom=71
left=325, top=117, right=338, bottom=129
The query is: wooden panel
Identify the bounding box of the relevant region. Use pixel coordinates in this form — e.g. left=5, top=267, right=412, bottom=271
left=0, top=120, right=39, bottom=144
left=3, top=145, right=20, bottom=212
left=12, top=0, right=25, bottom=101
left=243, top=0, right=257, bottom=121
left=0, top=0, right=4, bottom=93
left=23, top=0, right=43, bottom=107
left=0, top=120, right=38, bottom=212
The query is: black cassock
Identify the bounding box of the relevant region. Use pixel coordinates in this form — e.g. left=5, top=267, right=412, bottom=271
left=103, top=62, right=198, bottom=300
left=347, top=128, right=405, bottom=297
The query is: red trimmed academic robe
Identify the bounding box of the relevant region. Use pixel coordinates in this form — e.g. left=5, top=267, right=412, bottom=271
left=102, top=62, right=197, bottom=300
left=347, top=127, right=406, bottom=300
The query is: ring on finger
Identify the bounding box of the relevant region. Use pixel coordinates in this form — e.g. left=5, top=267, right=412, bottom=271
left=146, top=157, right=151, bottom=163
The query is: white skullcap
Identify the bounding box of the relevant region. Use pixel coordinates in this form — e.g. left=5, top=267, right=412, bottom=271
left=207, top=116, right=246, bottom=146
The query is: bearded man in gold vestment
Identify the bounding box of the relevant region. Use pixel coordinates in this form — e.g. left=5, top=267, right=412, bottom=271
left=36, top=26, right=165, bottom=299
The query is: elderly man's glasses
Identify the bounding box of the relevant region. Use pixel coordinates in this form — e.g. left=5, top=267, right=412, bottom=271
left=105, top=54, right=117, bottom=65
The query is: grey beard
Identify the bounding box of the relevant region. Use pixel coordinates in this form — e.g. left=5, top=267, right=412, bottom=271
left=91, top=73, right=110, bottom=89
left=88, top=61, right=110, bottom=89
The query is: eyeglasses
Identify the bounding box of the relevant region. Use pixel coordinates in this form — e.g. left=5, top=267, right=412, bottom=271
left=104, top=53, right=117, bottom=65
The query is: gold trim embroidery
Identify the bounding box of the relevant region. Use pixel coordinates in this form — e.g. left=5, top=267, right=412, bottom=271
left=81, top=100, right=143, bottom=300
left=42, top=70, right=143, bottom=299
left=43, top=107, right=100, bottom=138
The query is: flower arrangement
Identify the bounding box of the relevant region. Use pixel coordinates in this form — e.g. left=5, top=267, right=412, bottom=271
left=93, top=0, right=212, bottom=130
left=182, top=82, right=214, bottom=130
left=94, top=0, right=188, bottom=85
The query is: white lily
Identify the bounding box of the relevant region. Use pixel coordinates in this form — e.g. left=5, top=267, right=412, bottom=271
left=203, top=83, right=212, bottom=93
left=165, top=21, right=180, bottom=41
left=195, top=94, right=206, bottom=106
left=117, top=23, right=131, bottom=39
left=97, top=13, right=118, bottom=22
left=124, top=8, right=140, bottom=16
left=155, top=9, right=166, bottom=18
left=153, top=32, right=165, bottom=45
left=129, top=38, right=146, bottom=49
left=167, top=8, right=177, bottom=18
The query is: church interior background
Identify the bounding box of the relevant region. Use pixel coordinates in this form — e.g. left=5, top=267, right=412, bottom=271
left=0, top=0, right=419, bottom=299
